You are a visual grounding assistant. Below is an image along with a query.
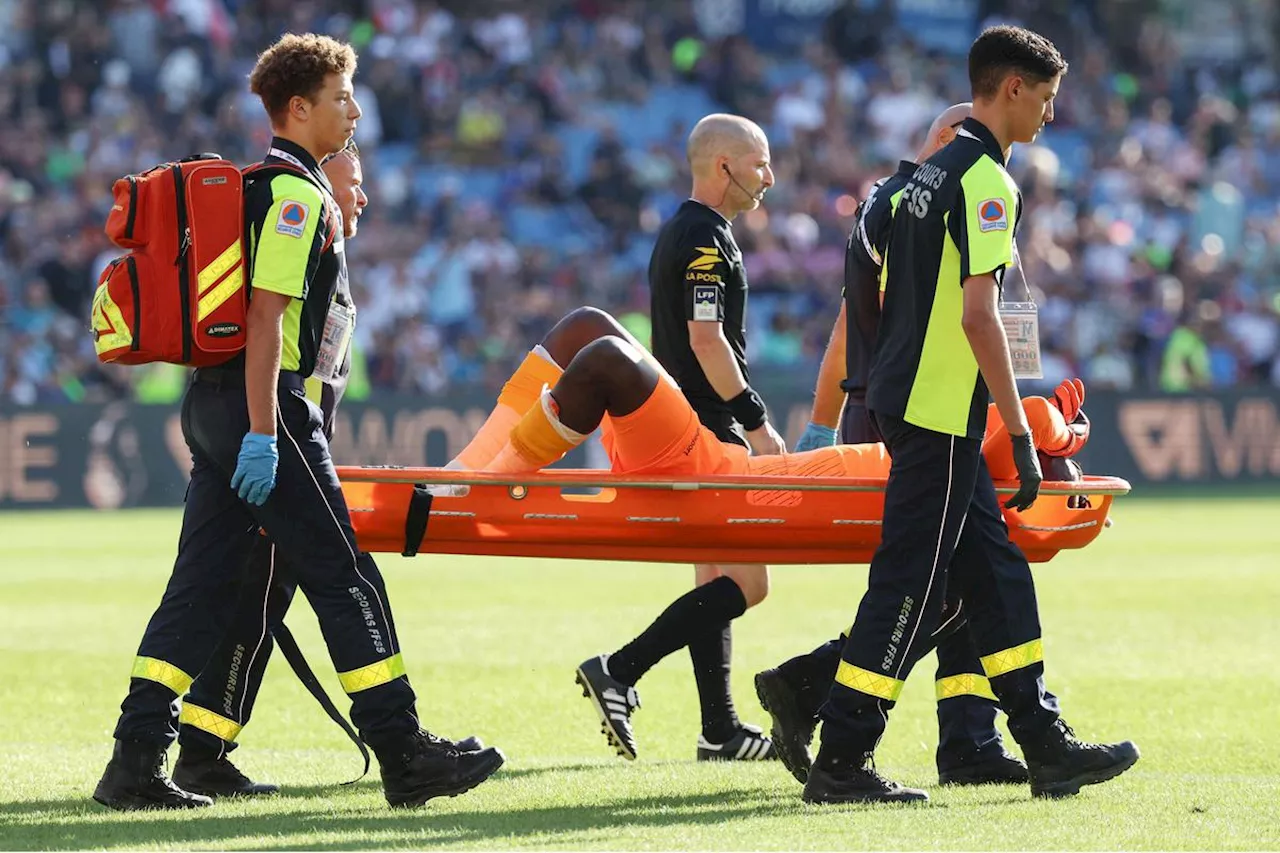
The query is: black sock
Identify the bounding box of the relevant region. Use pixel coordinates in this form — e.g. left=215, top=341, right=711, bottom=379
left=690, top=622, right=739, bottom=743
left=776, top=636, right=845, bottom=719
left=608, top=575, right=748, bottom=688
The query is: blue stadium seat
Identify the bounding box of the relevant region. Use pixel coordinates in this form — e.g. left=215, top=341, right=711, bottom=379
left=556, top=125, right=600, bottom=186
left=413, top=165, right=510, bottom=206
left=1036, top=128, right=1092, bottom=186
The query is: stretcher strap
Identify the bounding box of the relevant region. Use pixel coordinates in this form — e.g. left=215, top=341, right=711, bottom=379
left=272, top=621, right=370, bottom=785
left=402, top=485, right=434, bottom=557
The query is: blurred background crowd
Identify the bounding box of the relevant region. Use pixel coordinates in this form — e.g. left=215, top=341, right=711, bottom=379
left=2, top=0, right=1280, bottom=407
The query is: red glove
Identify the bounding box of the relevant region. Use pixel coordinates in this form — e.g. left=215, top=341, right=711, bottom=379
left=1050, top=378, right=1085, bottom=422
left=1045, top=378, right=1090, bottom=458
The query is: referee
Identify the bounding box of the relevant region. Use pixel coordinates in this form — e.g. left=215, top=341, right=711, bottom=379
left=803, top=26, right=1138, bottom=804
left=757, top=102, right=1032, bottom=789
left=93, top=34, right=503, bottom=811
left=575, top=114, right=782, bottom=763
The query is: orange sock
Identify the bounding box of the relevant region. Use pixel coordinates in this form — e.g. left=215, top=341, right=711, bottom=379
left=485, top=388, right=585, bottom=472
left=1024, top=396, right=1072, bottom=455
left=453, top=347, right=563, bottom=469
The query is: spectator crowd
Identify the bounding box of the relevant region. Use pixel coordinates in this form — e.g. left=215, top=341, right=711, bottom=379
left=2, top=0, right=1279, bottom=406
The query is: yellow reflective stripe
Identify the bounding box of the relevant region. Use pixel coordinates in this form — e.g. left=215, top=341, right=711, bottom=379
left=179, top=702, right=242, bottom=742
left=936, top=673, right=997, bottom=702
left=91, top=283, right=132, bottom=354
left=196, top=263, right=244, bottom=321
left=131, top=656, right=193, bottom=695
left=198, top=242, right=242, bottom=293
left=338, top=653, right=406, bottom=694
left=981, top=638, right=1044, bottom=678
left=835, top=661, right=904, bottom=702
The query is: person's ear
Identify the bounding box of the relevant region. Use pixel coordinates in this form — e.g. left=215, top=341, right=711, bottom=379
left=1005, top=74, right=1023, bottom=103
left=937, top=127, right=957, bottom=147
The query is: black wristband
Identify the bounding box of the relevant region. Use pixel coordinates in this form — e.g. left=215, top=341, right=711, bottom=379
left=727, top=387, right=767, bottom=432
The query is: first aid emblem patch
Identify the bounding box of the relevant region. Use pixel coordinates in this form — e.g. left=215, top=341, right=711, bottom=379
left=276, top=201, right=310, bottom=238
left=977, top=198, right=1008, bottom=232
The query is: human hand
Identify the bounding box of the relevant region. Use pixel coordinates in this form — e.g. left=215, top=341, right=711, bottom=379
left=231, top=432, right=278, bottom=506
left=1004, top=431, right=1042, bottom=511
left=747, top=421, right=787, bottom=456
left=1050, top=378, right=1085, bottom=422
left=794, top=422, right=837, bottom=453
left=1046, top=378, right=1090, bottom=457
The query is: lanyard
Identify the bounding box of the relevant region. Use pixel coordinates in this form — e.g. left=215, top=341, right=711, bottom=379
left=999, top=243, right=1043, bottom=379
left=268, top=147, right=309, bottom=172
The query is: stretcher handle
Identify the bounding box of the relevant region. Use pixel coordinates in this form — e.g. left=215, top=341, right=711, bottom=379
left=334, top=467, right=1132, bottom=497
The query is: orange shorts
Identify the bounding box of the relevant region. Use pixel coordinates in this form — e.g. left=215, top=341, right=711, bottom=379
left=599, top=377, right=747, bottom=475
left=746, top=444, right=892, bottom=479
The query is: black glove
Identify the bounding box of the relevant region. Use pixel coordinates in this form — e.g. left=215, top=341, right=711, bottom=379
left=1004, top=431, right=1043, bottom=511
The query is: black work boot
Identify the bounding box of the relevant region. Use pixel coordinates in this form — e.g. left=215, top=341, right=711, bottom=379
left=801, top=748, right=929, bottom=805
left=754, top=667, right=818, bottom=784
left=92, top=740, right=213, bottom=811
left=938, top=747, right=1029, bottom=786
left=375, top=730, right=505, bottom=808
left=1023, top=720, right=1139, bottom=798
left=173, top=747, right=280, bottom=798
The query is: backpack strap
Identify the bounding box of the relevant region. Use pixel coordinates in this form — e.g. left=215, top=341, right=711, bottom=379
left=243, top=160, right=339, bottom=252
left=272, top=620, right=371, bottom=785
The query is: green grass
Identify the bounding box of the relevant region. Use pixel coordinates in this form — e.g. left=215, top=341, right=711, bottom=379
left=1, top=499, right=1278, bottom=850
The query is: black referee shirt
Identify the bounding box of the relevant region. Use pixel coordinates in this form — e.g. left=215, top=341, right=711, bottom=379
left=649, top=199, right=750, bottom=410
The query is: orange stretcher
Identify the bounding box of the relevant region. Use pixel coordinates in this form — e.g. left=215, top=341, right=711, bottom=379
left=336, top=467, right=1130, bottom=565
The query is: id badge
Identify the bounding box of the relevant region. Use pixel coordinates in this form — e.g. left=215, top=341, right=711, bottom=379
left=312, top=301, right=355, bottom=383
left=999, top=301, right=1043, bottom=380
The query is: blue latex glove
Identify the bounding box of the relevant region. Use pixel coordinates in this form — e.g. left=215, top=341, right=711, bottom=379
left=794, top=422, right=838, bottom=453
left=231, top=433, right=278, bottom=506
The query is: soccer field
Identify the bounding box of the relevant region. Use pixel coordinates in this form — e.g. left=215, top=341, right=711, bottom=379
left=1, top=498, right=1278, bottom=851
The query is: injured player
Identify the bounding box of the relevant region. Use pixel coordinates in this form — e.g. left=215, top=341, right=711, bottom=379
left=447, top=306, right=1092, bottom=771
left=450, top=307, right=1090, bottom=482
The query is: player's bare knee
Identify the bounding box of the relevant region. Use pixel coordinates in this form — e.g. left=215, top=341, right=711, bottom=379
left=544, top=307, right=622, bottom=364
left=578, top=336, right=640, bottom=382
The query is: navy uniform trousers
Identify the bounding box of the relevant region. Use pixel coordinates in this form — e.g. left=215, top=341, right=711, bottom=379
left=176, top=378, right=342, bottom=758
left=113, top=369, right=418, bottom=752
left=798, top=397, right=1012, bottom=763
left=818, top=410, right=1060, bottom=756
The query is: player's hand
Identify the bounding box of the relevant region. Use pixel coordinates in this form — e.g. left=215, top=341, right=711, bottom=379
left=747, top=421, right=787, bottom=456
left=231, top=432, right=279, bottom=506
left=794, top=422, right=837, bottom=453
left=1004, top=431, right=1042, bottom=511
left=1050, top=378, right=1085, bottom=422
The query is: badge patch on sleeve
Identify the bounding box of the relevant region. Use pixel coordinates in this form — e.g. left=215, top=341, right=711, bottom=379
left=693, top=285, right=719, bottom=321
left=977, top=198, right=1008, bottom=232
left=276, top=201, right=310, bottom=238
